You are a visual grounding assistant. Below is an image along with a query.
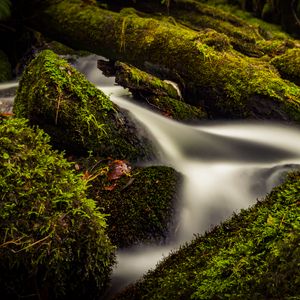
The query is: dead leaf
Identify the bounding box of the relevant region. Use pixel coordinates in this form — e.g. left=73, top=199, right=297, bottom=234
left=107, top=160, right=131, bottom=181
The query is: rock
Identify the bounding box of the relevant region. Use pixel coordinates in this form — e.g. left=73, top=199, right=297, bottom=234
left=0, top=116, right=115, bottom=299
left=13, top=50, right=154, bottom=162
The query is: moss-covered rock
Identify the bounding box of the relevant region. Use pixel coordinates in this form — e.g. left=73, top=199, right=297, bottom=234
left=271, top=48, right=300, bottom=86
left=75, top=156, right=181, bottom=247
left=0, top=50, right=12, bottom=82
left=13, top=50, right=153, bottom=161
left=114, top=170, right=300, bottom=299
left=0, top=116, right=115, bottom=299
left=98, top=60, right=207, bottom=121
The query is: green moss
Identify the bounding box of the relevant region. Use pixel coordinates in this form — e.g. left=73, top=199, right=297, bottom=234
left=115, top=61, right=181, bottom=99
left=186, top=42, right=300, bottom=120
left=175, top=0, right=294, bottom=57
left=113, top=61, right=207, bottom=121
left=0, top=50, right=12, bottom=82
left=271, top=48, right=300, bottom=86
left=169, top=0, right=265, bottom=57
left=144, top=95, right=207, bottom=121
left=29, top=0, right=300, bottom=121
left=256, top=39, right=295, bottom=57
left=0, top=117, right=115, bottom=299
left=78, top=157, right=181, bottom=247
left=14, top=50, right=152, bottom=161
left=115, top=171, right=300, bottom=299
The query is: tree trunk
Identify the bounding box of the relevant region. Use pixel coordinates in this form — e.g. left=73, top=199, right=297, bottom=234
left=26, top=0, right=300, bottom=121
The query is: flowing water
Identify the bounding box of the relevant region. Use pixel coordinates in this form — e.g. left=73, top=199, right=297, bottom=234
left=2, top=55, right=300, bottom=297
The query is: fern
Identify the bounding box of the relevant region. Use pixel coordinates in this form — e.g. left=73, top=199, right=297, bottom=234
left=0, top=0, right=11, bottom=21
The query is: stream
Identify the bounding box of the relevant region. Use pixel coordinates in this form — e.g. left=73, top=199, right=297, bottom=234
left=1, top=55, right=300, bottom=297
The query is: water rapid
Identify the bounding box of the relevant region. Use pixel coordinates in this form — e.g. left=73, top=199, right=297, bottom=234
left=2, top=55, right=300, bottom=297
left=72, top=56, right=300, bottom=297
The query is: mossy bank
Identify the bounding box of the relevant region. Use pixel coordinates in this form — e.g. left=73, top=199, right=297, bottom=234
left=0, top=117, right=115, bottom=299
left=13, top=50, right=153, bottom=161
left=114, top=170, right=300, bottom=299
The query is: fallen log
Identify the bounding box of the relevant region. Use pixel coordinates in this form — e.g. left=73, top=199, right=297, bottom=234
left=98, top=60, right=207, bottom=121
left=26, top=0, right=300, bottom=121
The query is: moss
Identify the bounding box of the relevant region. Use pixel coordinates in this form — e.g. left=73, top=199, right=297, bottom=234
left=111, top=61, right=207, bottom=121
left=143, top=95, right=207, bottom=121
left=271, top=48, right=300, bottom=86
left=76, top=156, right=181, bottom=248
left=95, top=164, right=180, bottom=248
left=13, top=50, right=153, bottom=161
left=115, top=61, right=181, bottom=99
left=0, top=116, right=115, bottom=299
left=114, top=171, right=300, bottom=299
left=196, top=29, right=232, bottom=51
left=0, top=50, right=12, bottom=82
left=256, top=39, right=296, bottom=57
left=168, top=0, right=265, bottom=57
left=27, top=0, right=300, bottom=121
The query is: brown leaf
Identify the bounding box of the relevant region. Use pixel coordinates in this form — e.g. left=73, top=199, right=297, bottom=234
left=107, top=160, right=131, bottom=181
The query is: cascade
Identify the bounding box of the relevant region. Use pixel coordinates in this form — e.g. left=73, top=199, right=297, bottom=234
left=1, top=55, right=300, bottom=297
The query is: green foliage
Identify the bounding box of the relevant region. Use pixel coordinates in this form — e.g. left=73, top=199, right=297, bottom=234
left=0, top=117, right=115, bottom=299
left=115, top=171, right=300, bottom=299
left=0, top=0, right=11, bottom=21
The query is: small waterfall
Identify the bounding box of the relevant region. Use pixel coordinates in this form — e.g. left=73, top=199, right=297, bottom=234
left=2, top=55, right=300, bottom=297
left=73, top=56, right=300, bottom=297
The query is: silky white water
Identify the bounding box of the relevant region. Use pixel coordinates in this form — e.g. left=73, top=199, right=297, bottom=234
left=71, top=56, right=300, bottom=297
left=2, top=55, right=300, bottom=297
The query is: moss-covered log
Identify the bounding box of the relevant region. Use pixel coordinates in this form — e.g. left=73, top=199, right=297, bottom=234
left=114, top=171, right=300, bottom=299
left=26, top=0, right=300, bottom=121
left=13, top=50, right=153, bottom=161
left=0, top=116, right=115, bottom=299
left=0, top=50, right=12, bottom=82
left=98, top=60, right=207, bottom=121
